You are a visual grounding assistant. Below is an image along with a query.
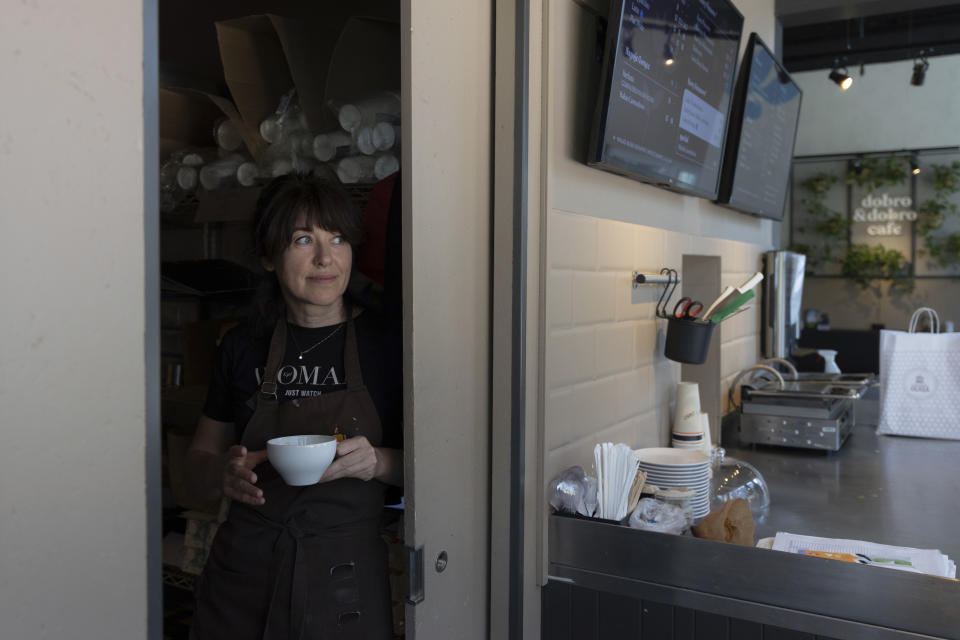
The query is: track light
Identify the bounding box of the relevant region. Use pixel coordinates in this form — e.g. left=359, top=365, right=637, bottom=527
left=829, top=67, right=853, bottom=90
left=663, top=39, right=675, bottom=66
left=911, top=56, right=929, bottom=86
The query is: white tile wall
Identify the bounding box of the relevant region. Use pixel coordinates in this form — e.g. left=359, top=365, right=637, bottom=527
left=544, top=210, right=765, bottom=482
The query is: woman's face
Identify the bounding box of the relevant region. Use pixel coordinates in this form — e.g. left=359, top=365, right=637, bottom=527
left=265, top=215, right=352, bottom=321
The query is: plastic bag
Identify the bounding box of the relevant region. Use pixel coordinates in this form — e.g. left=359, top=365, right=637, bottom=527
left=581, top=475, right=597, bottom=518
left=548, top=466, right=596, bottom=517
left=628, top=498, right=689, bottom=535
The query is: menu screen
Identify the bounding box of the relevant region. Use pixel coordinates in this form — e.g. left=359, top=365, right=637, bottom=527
left=589, top=0, right=744, bottom=198
left=721, top=34, right=802, bottom=220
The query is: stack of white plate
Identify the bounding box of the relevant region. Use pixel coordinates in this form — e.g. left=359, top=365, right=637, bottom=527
left=633, top=448, right=712, bottom=520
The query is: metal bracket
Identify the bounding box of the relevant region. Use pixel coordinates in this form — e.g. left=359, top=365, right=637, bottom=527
left=405, top=545, right=425, bottom=605
left=633, top=270, right=681, bottom=289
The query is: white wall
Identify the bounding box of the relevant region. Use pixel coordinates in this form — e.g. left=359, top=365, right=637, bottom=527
left=0, top=3, right=148, bottom=638
left=793, top=55, right=960, bottom=156
left=542, top=0, right=776, bottom=484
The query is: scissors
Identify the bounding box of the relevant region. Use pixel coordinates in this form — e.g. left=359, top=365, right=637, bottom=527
left=672, top=296, right=704, bottom=320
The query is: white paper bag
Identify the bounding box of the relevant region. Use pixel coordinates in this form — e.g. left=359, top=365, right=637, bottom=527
left=878, top=308, right=960, bottom=440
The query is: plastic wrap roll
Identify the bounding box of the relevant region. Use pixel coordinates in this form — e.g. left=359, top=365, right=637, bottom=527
left=313, top=131, right=352, bottom=162
left=374, top=154, right=399, bottom=180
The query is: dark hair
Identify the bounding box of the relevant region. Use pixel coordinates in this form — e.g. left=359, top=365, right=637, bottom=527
left=252, top=172, right=363, bottom=263
left=250, top=173, right=363, bottom=332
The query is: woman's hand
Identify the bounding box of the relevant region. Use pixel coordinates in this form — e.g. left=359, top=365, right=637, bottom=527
left=321, top=437, right=403, bottom=486
left=321, top=436, right=379, bottom=482
left=222, top=445, right=268, bottom=505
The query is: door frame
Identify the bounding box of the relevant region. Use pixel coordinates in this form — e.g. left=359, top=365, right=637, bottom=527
left=144, top=0, right=162, bottom=638
left=491, top=0, right=534, bottom=639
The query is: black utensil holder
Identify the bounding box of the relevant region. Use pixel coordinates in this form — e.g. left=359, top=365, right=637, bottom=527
left=664, top=317, right=715, bottom=364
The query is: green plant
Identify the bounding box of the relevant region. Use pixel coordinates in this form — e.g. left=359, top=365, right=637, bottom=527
left=813, top=214, right=850, bottom=237
left=840, top=244, right=912, bottom=291
left=794, top=172, right=846, bottom=272
left=914, top=199, right=950, bottom=235
left=846, top=156, right=909, bottom=192
left=800, top=172, right=838, bottom=195
left=925, top=232, right=960, bottom=267
left=916, top=161, right=960, bottom=268
left=931, top=161, right=960, bottom=195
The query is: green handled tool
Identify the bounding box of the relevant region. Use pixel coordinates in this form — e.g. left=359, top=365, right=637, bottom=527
left=708, top=290, right=756, bottom=323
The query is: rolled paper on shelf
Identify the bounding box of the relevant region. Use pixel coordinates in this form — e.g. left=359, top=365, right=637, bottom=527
left=176, top=166, right=198, bottom=191
left=288, top=131, right=315, bottom=157
left=236, top=162, right=260, bottom=187
left=259, top=105, right=307, bottom=145
left=213, top=117, right=243, bottom=151
left=199, top=156, right=244, bottom=190
left=268, top=158, right=294, bottom=178
left=313, top=131, right=352, bottom=162
left=336, top=93, right=401, bottom=133
left=181, top=152, right=207, bottom=167
left=372, top=122, right=398, bottom=151
left=355, top=126, right=377, bottom=156
left=374, top=154, right=400, bottom=180
left=337, top=155, right=377, bottom=184
left=259, top=114, right=283, bottom=144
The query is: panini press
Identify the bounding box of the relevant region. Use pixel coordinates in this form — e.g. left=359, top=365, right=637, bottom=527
left=739, top=373, right=875, bottom=451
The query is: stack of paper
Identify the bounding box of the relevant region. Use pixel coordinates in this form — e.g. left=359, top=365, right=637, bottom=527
left=771, top=532, right=956, bottom=579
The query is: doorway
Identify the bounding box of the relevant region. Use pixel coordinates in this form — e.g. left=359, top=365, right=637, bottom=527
left=149, top=1, right=493, bottom=638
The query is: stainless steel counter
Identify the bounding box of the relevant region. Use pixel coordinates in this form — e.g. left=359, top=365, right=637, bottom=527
left=547, top=417, right=960, bottom=639
left=722, top=419, right=960, bottom=564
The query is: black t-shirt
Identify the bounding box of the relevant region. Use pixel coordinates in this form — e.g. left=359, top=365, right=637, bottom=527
left=203, top=310, right=402, bottom=449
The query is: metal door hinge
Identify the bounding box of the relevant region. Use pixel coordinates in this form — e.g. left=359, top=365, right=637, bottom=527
left=405, top=545, right=425, bottom=605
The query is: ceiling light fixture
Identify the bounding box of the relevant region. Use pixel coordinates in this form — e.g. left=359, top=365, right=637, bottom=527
left=911, top=54, right=929, bottom=86
left=829, top=65, right=853, bottom=90
left=663, top=37, right=675, bottom=66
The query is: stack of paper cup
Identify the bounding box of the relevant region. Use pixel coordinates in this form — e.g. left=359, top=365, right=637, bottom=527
left=700, top=412, right=713, bottom=456
left=672, top=382, right=704, bottom=449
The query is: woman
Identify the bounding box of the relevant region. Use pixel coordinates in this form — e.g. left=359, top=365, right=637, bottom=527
left=186, top=173, right=403, bottom=639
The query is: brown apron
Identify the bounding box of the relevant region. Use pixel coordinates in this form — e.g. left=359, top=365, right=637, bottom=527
left=191, top=318, right=393, bottom=640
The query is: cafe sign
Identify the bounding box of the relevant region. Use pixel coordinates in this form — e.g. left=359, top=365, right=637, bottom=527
left=852, top=192, right=917, bottom=237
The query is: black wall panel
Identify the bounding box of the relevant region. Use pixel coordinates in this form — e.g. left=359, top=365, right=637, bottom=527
left=541, top=581, right=840, bottom=640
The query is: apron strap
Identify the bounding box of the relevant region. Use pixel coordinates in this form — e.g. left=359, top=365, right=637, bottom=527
left=344, top=318, right=364, bottom=390
left=261, top=514, right=314, bottom=640
left=259, top=319, right=288, bottom=400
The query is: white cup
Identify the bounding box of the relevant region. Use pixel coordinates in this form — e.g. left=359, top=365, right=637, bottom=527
left=700, top=412, right=713, bottom=456
left=267, top=435, right=338, bottom=486
left=674, top=382, right=702, bottom=433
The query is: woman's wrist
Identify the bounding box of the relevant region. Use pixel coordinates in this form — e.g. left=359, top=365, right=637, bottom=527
left=373, top=447, right=403, bottom=486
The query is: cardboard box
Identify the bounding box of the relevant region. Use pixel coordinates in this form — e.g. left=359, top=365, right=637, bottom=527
left=159, top=87, right=223, bottom=159
left=267, top=13, right=345, bottom=134
left=324, top=17, right=400, bottom=106
left=159, top=86, right=257, bottom=161
left=215, top=15, right=296, bottom=160
left=214, top=14, right=400, bottom=143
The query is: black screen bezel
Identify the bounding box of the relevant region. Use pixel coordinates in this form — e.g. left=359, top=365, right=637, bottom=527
left=715, top=32, right=803, bottom=220
left=587, top=0, right=745, bottom=200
